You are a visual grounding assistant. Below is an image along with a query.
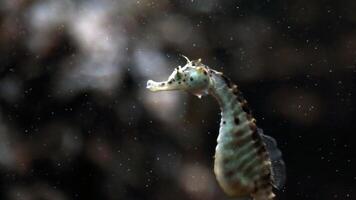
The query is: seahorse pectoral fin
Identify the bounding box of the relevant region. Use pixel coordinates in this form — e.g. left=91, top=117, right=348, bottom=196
left=257, top=128, right=286, bottom=189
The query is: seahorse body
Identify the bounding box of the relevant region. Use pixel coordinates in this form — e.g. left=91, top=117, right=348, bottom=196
left=147, top=57, right=286, bottom=200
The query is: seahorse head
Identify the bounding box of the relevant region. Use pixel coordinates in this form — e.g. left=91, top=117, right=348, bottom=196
left=147, top=56, right=212, bottom=98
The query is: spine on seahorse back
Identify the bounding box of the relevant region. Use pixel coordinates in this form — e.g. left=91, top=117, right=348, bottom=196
left=209, top=70, right=275, bottom=200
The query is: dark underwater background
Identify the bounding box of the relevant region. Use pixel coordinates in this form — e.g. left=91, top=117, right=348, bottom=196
left=0, top=0, right=355, bottom=199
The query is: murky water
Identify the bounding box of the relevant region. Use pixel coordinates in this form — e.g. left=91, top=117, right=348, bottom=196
left=0, top=1, right=354, bottom=199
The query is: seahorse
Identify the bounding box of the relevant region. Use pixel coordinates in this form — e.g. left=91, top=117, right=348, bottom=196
left=147, top=56, right=286, bottom=200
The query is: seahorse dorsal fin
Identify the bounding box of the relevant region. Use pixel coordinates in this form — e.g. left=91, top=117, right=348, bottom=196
left=258, top=128, right=286, bottom=189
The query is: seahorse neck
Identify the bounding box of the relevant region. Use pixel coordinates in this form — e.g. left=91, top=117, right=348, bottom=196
left=208, top=72, right=244, bottom=118
left=207, top=70, right=255, bottom=147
